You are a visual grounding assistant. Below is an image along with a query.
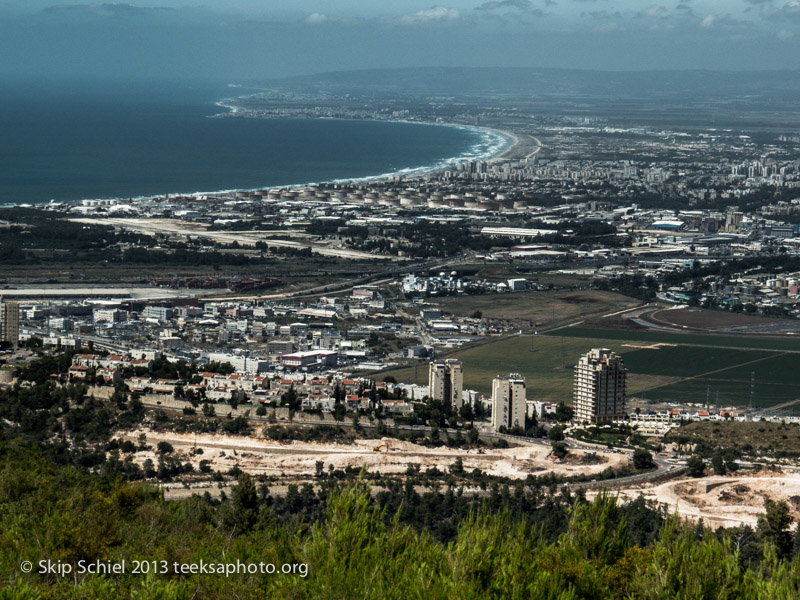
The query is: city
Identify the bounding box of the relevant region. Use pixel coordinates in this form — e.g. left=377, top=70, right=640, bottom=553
left=3, top=3, right=800, bottom=593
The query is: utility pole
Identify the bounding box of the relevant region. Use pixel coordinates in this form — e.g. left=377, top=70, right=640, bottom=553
left=749, top=371, right=755, bottom=411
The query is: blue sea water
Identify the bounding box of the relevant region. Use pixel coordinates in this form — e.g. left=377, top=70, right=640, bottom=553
left=0, top=78, right=507, bottom=205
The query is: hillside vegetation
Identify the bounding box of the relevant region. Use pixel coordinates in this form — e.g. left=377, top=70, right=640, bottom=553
left=2, top=438, right=800, bottom=599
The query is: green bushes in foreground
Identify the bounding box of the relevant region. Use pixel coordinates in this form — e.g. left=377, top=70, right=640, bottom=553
left=2, top=437, right=800, bottom=599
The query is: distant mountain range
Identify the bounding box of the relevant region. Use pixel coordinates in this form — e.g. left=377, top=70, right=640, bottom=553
left=257, top=67, right=800, bottom=101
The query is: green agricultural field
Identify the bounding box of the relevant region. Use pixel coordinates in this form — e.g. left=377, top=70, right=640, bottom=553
left=545, top=327, right=800, bottom=408
left=379, top=324, right=800, bottom=407
left=621, top=346, right=774, bottom=378
left=551, top=326, right=800, bottom=352
left=640, top=352, right=800, bottom=409
left=378, top=335, right=669, bottom=401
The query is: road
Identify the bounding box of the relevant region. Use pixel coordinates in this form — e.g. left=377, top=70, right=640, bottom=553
left=205, top=254, right=467, bottom=302
left=139, top=397, right=679, bottom=491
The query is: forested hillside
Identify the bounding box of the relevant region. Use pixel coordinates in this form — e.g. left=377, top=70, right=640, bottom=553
left=2, top=437, right=800, bottom=599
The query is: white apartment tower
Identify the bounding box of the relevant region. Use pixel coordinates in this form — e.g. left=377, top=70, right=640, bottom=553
left=0, top=298, right=20, bottom=349
left=491, top=374, right=527, bottom=432
left=428, top=359, right=463, bottom=410
left=574, top=348, right=627, bottom=424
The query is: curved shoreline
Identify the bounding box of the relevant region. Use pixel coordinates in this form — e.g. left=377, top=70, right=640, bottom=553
left=6, top=98, right=519, bottom=207
left=210, top=96, right=519, bottom=185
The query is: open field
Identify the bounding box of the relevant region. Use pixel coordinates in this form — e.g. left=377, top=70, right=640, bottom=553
left=548, top=327, right=800, bottom=408
left=621, top=346, right=775, bottom=378
left=453, top=264, right=596, bottom=287
left=433, top=289, right=639, bottom=325
left=382, top=325, right=800, bottom=407
left=644, top=306, right=800, bottom=335
left=72, top=217, right=399, bottom=261
left=379, top=334, right=670, bottom=399
left=0, top=259, right=363, bottom=288
left=551, top=326, right=800, bottom=352
left=641, top=355, right=800, bottom=408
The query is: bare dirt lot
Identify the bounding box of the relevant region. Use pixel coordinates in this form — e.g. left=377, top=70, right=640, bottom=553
left=436, top=290, right=640, bottom=325
left=124, top=429, right=630, bottom=482
left=604, top=471, right=800, bottom=528
left=71, top=217, right=396, bottom=261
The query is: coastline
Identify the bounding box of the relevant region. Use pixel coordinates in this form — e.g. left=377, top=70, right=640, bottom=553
left=210, top=96, right=519, bottom=185
left=2, top=97, right=520, bottom=208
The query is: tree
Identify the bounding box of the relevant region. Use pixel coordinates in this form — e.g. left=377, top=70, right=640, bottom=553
left=332, top=384, right=344, bottom=403
left=333, top=401, right=347, bottom=422
left=448, top=457, right=464, bottom=475
left=548, top=425, right=565, bottom=442
left=467, top=427, right=479, bottom=444
left=429, top=425, right=440, bottom=444
left=282, top=385, right=300, bottom=411
left=22, top=337, right=43, bottom=349
left=632, top=448, right=655, bottom=470
left=686, top=455, right=705, bottom=477
left=551, top=442, right=568, bottom=459
left=157, top=441, right=174, bottom=454
left=554, top=402, right=574, bottom=422
left=793, top=520, right=800, bottom=558
left=229, top=473, right=259, bottom=532
left=711, top=454, right=727, bottom=476
left=758, top=500, right=794, bottom=560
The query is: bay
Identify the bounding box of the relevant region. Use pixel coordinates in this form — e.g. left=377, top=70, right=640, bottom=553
left=0, top=78, right=500, bottom=205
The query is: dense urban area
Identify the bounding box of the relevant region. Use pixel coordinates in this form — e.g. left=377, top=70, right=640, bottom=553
left=5, top=71, right=800, bottom=598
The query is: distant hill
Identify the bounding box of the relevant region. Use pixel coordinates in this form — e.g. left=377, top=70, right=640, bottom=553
left=254, top=67, right=800, bottom=101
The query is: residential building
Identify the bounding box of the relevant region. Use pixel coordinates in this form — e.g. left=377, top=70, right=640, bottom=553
left=428, top=359, right=463, bottom=409
left=491, top=374, right=527, bottom=432
left=267, top=340, right=296, bottom=355
left=1, top=299, right=20, bottom=348
left=574, top=348, right=627, bottom=424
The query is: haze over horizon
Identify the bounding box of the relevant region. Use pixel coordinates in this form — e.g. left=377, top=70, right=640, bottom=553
left=1, top=1, right=799, bottom=82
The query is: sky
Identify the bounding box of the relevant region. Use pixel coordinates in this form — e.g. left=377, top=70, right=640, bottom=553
left=0, top=1, right=798, bottom=81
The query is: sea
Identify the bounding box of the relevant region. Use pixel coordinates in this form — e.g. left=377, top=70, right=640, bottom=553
left=0, top=78, right=510, bottom=206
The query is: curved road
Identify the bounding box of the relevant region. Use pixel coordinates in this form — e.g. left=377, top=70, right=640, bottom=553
left=140, top=398, right=680, bottom=490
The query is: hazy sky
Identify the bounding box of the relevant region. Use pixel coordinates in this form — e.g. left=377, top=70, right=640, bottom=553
left=1, top=1, right=798, bottom=81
